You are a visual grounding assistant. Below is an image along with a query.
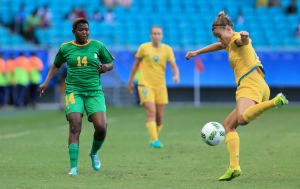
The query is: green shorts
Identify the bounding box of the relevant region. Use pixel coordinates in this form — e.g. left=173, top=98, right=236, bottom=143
left=64, top=91, right=106, bottom=122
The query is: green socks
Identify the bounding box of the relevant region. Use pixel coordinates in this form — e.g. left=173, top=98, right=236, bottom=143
left=69, top=140, right=104, bottom=169
left=69, top=143, right=79, bottom=168
left=90, top=139, right=104, bottom=155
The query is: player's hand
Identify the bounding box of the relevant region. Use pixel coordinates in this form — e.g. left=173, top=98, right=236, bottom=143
left=240, top=31, right=249, bottom=39
left=38, top=83, right=48, bottom=97
left=128, top=82, right=134, bottom=94
left=98, top=64, right=108, bottom=74
left=173, top=75, right=180, bottom=83
left=185, top=51, right=197, bottom=60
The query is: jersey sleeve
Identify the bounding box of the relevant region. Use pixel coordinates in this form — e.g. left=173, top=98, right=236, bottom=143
left=135, top=45, right=144, bottom=59
left=98, top=43, right=115, bottom=64
left=167, top=46, right=175, bottom=63
left=54, top=48, right=66, bottom=68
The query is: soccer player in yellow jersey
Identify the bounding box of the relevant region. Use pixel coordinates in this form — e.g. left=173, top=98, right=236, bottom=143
left=128, top=26, right=180, bottom=148
left=186, top=11, right=288, bottom=181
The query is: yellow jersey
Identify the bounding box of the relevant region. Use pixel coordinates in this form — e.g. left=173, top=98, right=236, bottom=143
left=226, top=32, right=265, bottom=86
left=135, top=42, right=175, bottom=88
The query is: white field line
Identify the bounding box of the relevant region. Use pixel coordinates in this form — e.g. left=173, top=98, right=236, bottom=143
left=0, top=131, right=31, bottom=139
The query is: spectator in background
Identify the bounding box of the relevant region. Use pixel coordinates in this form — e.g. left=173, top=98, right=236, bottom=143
left=23, top=9, right=41, bottom=44
left=14, top=4, right=27, bottom=34
left=256, top=0, right=268, bottom=7
left=118, top=0, right=132, bottom=8
left=103, top=0, right=117, bottom=9
left=0, top=53, right=7, bottom=107
left=6, top=54, right=16, bottom=106
left=104, top=9, right=115, bottom=24
left=286, top=0, right=297, bottom=14
left=14, top=52, right=30, bottom=107
left=67, top=8, right=78, bottom=21
left=37, top=4, right=52, bottom=28
left=28, top=53, right=44, bottom=108
left=77, top=6, right=87, bottom=19
left=269, top=0, right=281, bottom=7
left=296, top=22, right=300, bottom=38
left=92, top=10, right=103, bottom=21
left=236, top=10, right=244, bottom=25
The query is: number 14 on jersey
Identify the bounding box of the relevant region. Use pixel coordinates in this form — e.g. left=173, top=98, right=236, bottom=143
left=77, top=56, right=88, bottom=67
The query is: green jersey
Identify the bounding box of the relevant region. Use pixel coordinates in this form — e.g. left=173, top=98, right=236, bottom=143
left=54, top=40, right=114, bottom=93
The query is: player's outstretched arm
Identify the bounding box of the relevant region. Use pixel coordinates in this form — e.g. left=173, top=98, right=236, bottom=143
left=235, top=31, right=249, bottom=46
left=169, top=61, right=180, bottom=83
left=98, top=62, right=114, bottom=74
left=128, top=58, right=142, bottom=94
left=185, top=42, right=225, bottom=60
left=38, top=63, right=59, bottom=96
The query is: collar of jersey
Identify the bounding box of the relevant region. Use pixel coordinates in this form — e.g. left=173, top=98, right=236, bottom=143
left=72, top=40, right=92, bottom=46
left=226, top=32, right=239, bottom=51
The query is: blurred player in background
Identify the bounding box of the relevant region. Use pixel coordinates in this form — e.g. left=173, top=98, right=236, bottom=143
left=55, top=63, right=67, bottom=110
left=6, top=54, right=16, bottom=106
left=186, top=11, right=288, bottom=181
left=14, top=52, right=30, bottom=107
left=132, top=62, right=141, bottom=105
left=0, top=53, right=7, bottom=107
left=128, top=26, right=180, bottom=148
left=38, top=18, right=114, bottom=176
left=28, top=52, right=44, bottom=108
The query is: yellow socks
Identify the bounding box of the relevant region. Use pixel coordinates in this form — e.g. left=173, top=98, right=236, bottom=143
left=157, top=125, right=163, bottom=136
left=242, top=99, right=275, bottom=123
left=146, top=121, right=158, bottom=142
left=226, top=131, right=240, bottom=168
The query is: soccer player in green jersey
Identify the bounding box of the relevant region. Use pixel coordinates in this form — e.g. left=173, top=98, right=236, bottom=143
left=38, top=18, right=114, bottom=176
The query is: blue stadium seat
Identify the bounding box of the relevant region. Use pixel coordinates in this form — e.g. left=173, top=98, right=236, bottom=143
left=0, top=0, right=299, bottom=49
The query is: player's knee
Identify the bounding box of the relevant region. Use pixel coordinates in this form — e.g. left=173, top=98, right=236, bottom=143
left=156, top=120, right=162, bottom=126
left=69, top=118, right=82, bottom=135
left=69, top=123, right=81, bottom=135
left=237, top=114, right=248, bottom=126
left=94, top=123, right=107, bottom=140
left=146, top=109, right=156, bottom=119
left=96, top=123, right=107, bottom=133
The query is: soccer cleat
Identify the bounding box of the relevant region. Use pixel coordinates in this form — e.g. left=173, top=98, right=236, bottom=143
left=68, top=167, right=78, bottom=176
left=274, top=93, right=289, bottom=107
left=150, top=140, right=164, bottom=148
left=218, top=166, right=242, bottom=181
left=89, top=152, right=101, bottom=171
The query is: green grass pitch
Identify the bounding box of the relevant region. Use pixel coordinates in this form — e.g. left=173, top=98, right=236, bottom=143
left=1, top=106, right=300, bottom=189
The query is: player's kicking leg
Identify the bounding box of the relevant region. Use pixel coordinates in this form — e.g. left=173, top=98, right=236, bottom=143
left=274, top=93, right=289, bottom=107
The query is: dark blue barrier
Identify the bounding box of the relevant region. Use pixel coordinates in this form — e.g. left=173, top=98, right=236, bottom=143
left=2, top=49, right=299, bottom=88
left=113, top=50, right=300, bottom=87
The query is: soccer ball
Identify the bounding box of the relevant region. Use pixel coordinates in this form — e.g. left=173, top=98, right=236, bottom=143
left=201, top=122, right=225, bottom=146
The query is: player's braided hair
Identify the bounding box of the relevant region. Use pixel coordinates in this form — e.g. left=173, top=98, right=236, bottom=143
left=212, top=11, right=234, bottom=31
left=73, top=17, right=89, bottom=30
